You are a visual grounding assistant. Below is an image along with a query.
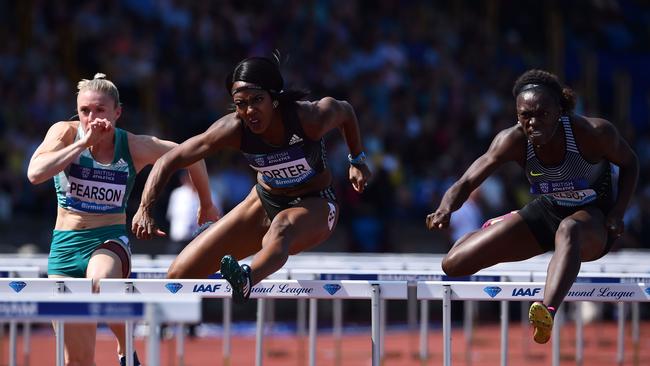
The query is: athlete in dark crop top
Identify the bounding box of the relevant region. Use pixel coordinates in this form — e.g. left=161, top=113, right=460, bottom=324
left=426, top=69, right=638, bottom=345
left=132, top=56, right=372, bottom=303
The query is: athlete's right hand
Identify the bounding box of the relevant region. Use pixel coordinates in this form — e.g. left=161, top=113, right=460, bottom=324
left=81, top=118, right=113, bottom=147
left=426, top=208, right=451, bottom=230
left=132, top=205, right=167, bottom=239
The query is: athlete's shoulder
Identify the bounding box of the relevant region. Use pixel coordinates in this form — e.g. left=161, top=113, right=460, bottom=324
left=208, top=112, right=241, bottom=131
left=485, top=124, right=527, bottom=164
left=295, top=97, right=345, bottom=119
left=46, top=121, right=79, bottom=142
left=573, top=114, right=617, bottom=140
left=494, top=124, right=526, bottom=146
left=51, top=120, right=79, bottom=132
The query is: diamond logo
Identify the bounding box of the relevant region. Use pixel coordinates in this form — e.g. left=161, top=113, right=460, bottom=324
left=323, top=284, right=341, bottom=295
left=645, top=288, right=650, bottom=296
left=165, top=283, right=183, bottom=294
left=483, top=286, right=502, bottom=298
left=9, top=281, right=26, bottom=293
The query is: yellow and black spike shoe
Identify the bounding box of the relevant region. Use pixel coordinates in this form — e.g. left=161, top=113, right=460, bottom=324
left=528, top=301, right=554, bottom=344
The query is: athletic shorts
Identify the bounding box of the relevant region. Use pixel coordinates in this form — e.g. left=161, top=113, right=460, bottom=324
left=519, top=197, right=615, bottom=258
left=48, top=224, right=131, bottom=278
left=255, top=183, right=337, bottom=221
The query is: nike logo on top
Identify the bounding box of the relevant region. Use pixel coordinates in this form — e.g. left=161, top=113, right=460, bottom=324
left=289, top=134, right=303, bottom=145
left=530, top=171, right=544, bottom=177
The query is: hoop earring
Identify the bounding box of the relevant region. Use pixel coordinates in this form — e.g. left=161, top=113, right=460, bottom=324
left=272, top=101, right=279, bottom=109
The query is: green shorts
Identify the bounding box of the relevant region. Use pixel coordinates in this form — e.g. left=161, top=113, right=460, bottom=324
left=48, top=225, right=131, bottom=278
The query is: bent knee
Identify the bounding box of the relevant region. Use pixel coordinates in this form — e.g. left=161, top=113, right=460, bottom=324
left=556, top=218, right=583, bottom=241
left=167, top=262, right=187, bottom=279
left=441, top=253, right=466, bottom=277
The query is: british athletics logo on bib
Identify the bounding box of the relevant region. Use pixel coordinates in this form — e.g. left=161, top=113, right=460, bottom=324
left=245, top=146, right=315, bottom=188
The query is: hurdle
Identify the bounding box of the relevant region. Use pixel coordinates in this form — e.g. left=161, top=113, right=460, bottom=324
left=418, top=280, right=650, bottom=366
left=126, top=267, right=289, bottom=366
left=0, top=266, right=42, bottom=366
left=100, top=278, right=407, bottom=366
left=290, top=268, right=533, bottom=364
left=0, top=293, right=201, bottom=366
left=0, top=278, right=91, bottom=366
left=531, top=272, right=650, bottom=366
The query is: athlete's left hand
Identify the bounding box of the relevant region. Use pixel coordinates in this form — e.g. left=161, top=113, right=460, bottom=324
left=349, top=163, right=372, bottom=193
left=605, top=212, right=625, bottom=238
left=198, top=204, right=221, bottom=225
left=132, top=205, right=166, bottom=239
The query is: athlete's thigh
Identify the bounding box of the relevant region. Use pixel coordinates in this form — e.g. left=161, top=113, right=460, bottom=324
left=267, top=198, right=338, bottom=255
left=87, top=249, right=123, bottom=279
left=170, top=187, right=269, bottom=276
left=560, top=207, right=607, bottom=261
left=449, top=212, right=546, bottom=266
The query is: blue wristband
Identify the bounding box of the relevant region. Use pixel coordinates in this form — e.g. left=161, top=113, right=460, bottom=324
left=348, top=151, right=367, bottom=165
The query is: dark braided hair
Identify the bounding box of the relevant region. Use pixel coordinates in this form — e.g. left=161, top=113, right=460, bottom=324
left=512, top=69, right=576, bottom=113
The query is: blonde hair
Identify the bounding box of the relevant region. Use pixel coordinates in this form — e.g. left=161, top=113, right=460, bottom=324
left=77, top=73, right=120, bottom=107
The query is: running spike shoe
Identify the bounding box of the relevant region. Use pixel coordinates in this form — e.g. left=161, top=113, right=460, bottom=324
left=220, top=255, right=252, bottom=304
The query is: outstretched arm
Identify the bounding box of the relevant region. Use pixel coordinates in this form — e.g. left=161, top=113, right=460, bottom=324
left=426, top=127, right=523, bottom=230
left=132, top=114, right=240, bottom=239
left=302, top=97, right=372, bottom=192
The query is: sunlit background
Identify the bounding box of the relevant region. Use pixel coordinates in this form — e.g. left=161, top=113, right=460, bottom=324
left=0, top=0, right=648, bottom=256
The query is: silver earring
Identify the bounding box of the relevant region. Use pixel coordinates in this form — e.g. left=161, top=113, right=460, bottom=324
left=272, top=101, right=279, bottom=108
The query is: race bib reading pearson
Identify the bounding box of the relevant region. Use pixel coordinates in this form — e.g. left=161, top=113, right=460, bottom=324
left=65, top=164, right=128, bottom=213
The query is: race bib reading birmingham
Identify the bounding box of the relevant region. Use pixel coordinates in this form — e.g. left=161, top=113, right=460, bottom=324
left=245, top=147, right=315, bottom=188
left=65, top=164, right=127, bottom=213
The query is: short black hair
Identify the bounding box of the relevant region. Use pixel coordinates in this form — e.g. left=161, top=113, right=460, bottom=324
left=512, top=69, right=576, bottom=113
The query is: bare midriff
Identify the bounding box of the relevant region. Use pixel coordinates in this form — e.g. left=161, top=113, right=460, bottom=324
left=55, top=206, right=126, bottom=231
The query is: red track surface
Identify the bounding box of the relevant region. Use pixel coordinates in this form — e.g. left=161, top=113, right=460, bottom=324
left=3, top=321, right=650, bottom=365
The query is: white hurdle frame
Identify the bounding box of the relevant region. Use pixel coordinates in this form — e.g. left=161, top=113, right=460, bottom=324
left=0, top=278, right=92, bottom=366
left=418, top=281, right=650, bottom=366
left=0, top=293, right=201, bottom=366
left=290, top=268, right=532, bottom=364
left=0, top=267, right=42, bottom=366
left=125, top=267, right=289, bottom=366
left=100, top=278, right=407, bottom=366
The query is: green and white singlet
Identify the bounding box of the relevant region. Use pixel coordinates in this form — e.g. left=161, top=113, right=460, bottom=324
left=54, top=125, right=136, bottom=213
left=48, top=124, right=137, bottom=277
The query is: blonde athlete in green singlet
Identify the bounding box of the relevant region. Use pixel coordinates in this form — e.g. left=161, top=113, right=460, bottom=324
left=27, top=73, right=220, bottom=366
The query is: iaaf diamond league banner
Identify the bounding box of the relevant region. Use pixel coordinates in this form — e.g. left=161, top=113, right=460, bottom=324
left=454, top=283, right=650, bottom=302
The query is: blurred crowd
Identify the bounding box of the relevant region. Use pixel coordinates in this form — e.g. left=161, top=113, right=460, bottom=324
left=0, top=0, right=649, bottom=254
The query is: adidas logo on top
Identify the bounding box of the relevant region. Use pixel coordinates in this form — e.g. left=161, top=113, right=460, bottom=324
left=289, top=134, right=303, bottom=145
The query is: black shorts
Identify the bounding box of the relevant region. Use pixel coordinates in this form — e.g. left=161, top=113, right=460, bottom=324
left=519, top=196, right=615, bottom=258
left=255, top=184, right=337, bottom=221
